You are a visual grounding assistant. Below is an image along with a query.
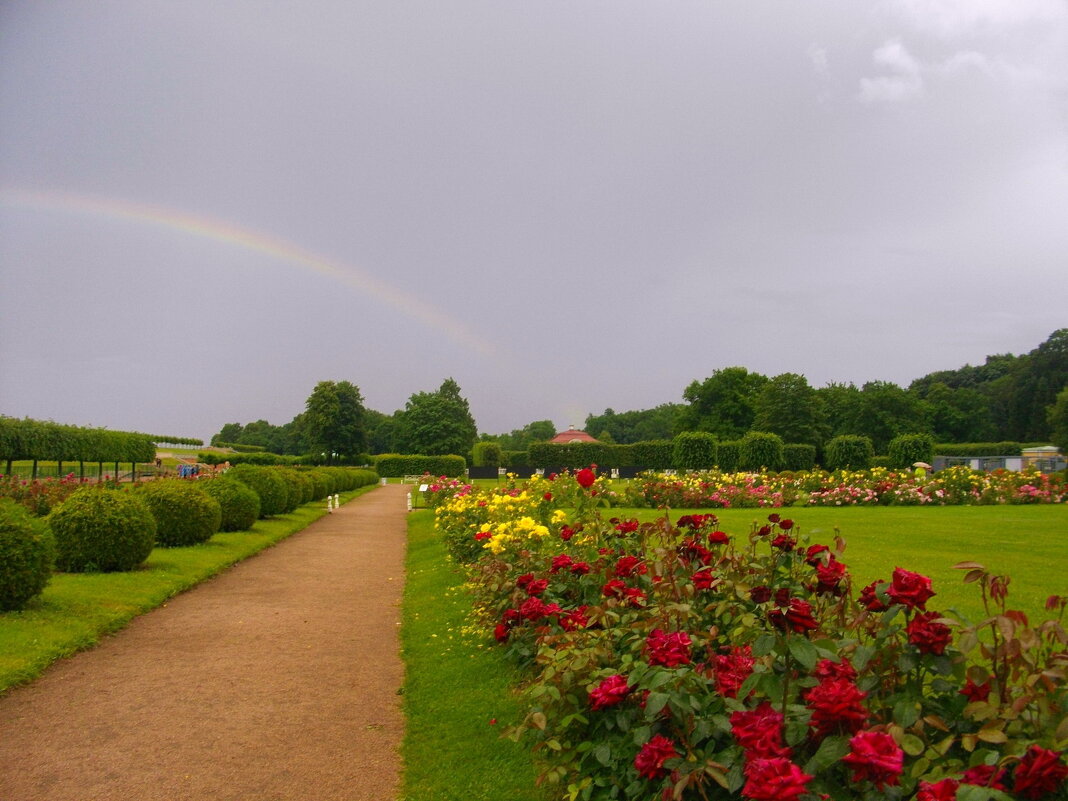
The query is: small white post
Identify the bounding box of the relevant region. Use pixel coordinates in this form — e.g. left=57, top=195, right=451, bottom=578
left=406, top=492, right=412, bottom=512
left=326, top=496, right=333, bottom=513
left=334, top=493, right=340, bottom=507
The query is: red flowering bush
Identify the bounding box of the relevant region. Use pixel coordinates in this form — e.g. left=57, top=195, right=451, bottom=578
left=443, top=483, right=1068, bottom=801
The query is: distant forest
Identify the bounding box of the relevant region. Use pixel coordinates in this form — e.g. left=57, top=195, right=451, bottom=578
left=213, top=330, right=1066, bottom=456
left=578, top=329, right=1067, bottom=452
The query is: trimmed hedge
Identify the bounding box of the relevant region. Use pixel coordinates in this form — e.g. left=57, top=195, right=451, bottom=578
left=888, top=433, right=935, bottom=469
left=783, top=443, right=817, bottom=471
left=631, top=440, right=674, bottom=470
left=201, top=476, right=260, bottom=531
left=0, top=416, right=156, bottom=463
left=716, top=441, right=741, bottom=472
left=227, top=465, right=289, bottom=517
left=136, top=480, right=221, bottom=547
left=672, top=432, right=717, bottom=470
left=0, top=498, right=55, bottom=610
left=935, top=441, right=1024, bottom=457
left=471, top=442, right=503, bottom=468
left=48, top=487, right=156, bottom=572
left=824, top=435, right=875, bottom=470
left=374, top=454, right=466, bottom=478
left=739, top=431, right=785, bottom=471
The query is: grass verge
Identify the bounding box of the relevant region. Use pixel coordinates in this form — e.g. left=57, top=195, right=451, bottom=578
left=0, top=485, right=375, bottom=694
left=401, top=510, right=548, bottom=801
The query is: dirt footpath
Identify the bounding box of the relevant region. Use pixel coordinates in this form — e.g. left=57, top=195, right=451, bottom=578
left=0, top=484, right=408, bottom=801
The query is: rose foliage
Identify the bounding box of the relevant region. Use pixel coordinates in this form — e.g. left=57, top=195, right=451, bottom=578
left=435, top=474, right=1068, bottom=801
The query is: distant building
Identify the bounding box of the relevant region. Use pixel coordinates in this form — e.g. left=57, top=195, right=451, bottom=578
left=547, top=426, right=599, bottom=444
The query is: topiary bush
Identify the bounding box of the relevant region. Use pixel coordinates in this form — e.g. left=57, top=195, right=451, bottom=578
left=783, top=442, right=817, bottom=471
left=739, top=431, right=785, bottom=471
left=824, top=434, right=875, bottom=470
left=715, top=440, right=741, bottom=471
left=272, top=469, right=303, bottom=514
left=888, top=433, right=935, bottom=469
left=227, top=464, right=288, bottom=517
left=0, top=498, right=55, bottom=610
left=672, top=432, right=717, bottom=470
left=135, top=480, right=221, bottom=547
left=631, top=440, right=674, bottom=470
left=200, top=476, right=260, bottom=532
left=48, top=487, right=156, bottom=572
left=306, top=469, right=333, bottom=500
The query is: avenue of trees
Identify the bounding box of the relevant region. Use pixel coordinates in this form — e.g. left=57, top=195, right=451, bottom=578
left=210, top=330, right=1066, bottom=463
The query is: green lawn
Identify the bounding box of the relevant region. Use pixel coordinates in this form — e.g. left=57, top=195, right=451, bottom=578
left=401, top=510, right=548, bottom=801
left=0, top=486, right=373, bottom=693
left=625, top=504, right=1067, bottom=625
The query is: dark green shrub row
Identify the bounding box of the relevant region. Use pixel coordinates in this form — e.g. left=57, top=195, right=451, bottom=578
left=471, top=442, right=503, bottom=468
left=212, top=442, right=266, bottom=453
left=0, top=499, right=55, bottom=610
left=0, top=417, right=156, bottom=463
left=631, top=441, right=673, bottom=469
left=716, top=441, right=741, bottom=471
left=374, top=454, right=466, bottom=478
left=672, top=432, right=716, bottom=470
left=783, top=443, right=817, bottom=471
left=527, top=443, right=623, bottom=469
left=198, top=451, right=302, bottom=466
left=934, top=441, right=1024, bottom=457
left=887, top=433, right=935, bottom=468
left=151, top=436, right=203, bottom=447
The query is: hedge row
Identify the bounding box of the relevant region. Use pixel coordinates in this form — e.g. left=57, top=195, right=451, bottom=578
left=0, top=417, right=156, bottom=463
left=935, top=441, right=1024, bottom=457
left=374, top=454, right=466, bottom=478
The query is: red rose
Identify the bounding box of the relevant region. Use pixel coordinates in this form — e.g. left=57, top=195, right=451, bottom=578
left=589, top=674, right=631, bottom=710
left=814, top=557, right=848, bottom=596
left=750, top=586, right=772, bottom=604
left=916, top=778, right=960, bottom=801
left=959, top=677, right=991, bottom=702
left=805, top=678, right=868, bottom=738
left=576, top=468, right=596, bottom=488
left=549, top=553, right=573, bottom=573
left=859, top=580, right=889, bottom=612
left=570, top=560, right=591, bottom=575
left=516, top=572, right=535, bottom=590
left=778, top=518, right=794, bottom=530
left=814, top=658, right=857, bottom=682
left=559, top=525, right=574, bottom=541
left=769, top=599, right=818, bottom=634
left=622, top=586, right=647, bottom=607
left=560, top=606, right=589, bottom=631
left=771, top=534, right=795, bottom=551
left=525, top=578, right=549, bottom=597
left=543, top=492, right=553, bottom=501
left=493, top=623, right=510, bottom=642
left=714, top=645, right=755, bottom=698
left=841, top=730, right=903, bottom=790
left=767, top=513, right=781, bottom=523
left=474, top=531, right=491, bottom=541
left=741, top=757, right=812, bottom=801
left=634, top=734, right=679, bottom=780
left=709, top=529, right=730, bottom=545
left=614, top=555, right=646, bottom=577
left=602, top=578, right=627, bottom=599
left=646, top=628, right=692, bottom=668
left=906, top=611, right=952, bottom=655
left=961, top=764, right=1008, bottom=790
left=886, top=567, right=935, bottom=610
left=805, top=544, right=829, bottom=566
left=692, top=569, right=719, bottom=591
left=731, top=701, right=791, bottom=760
left=679, top=539, right=713, bottom=565
left=1013, top=745, right=1068, bottom=799
left=502, top=608, right=521, bottom=626
left=519, top=596, right=550, bottom=621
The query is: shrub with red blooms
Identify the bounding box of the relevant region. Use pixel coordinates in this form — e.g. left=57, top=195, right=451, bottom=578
left=436, top=492, right=1068, bottom=801
left=634, top=734, right=679, bottom=780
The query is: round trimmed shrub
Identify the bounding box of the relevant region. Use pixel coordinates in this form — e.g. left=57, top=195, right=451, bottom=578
left=888, top=433, right=935, bottom=469
left=228, top=465, right=288, bottom=517
left=824, top=435, right=875, bottom=471
left=277, top=469, right=312, bottom=511
left=201, top=476, right=260, bottom=531
left=0, top=499, right=55, bottom=610
left=306, top=470, right=332, bottom=501
left=48, top=487, right=156, bottom=572
left=136, top=480, right=221, bottom=546
left=739, top=431, right=785, bottom=471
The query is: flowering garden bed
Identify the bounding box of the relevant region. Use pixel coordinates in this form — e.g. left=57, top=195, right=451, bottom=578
left=433, top=470, right=1068, bottom=801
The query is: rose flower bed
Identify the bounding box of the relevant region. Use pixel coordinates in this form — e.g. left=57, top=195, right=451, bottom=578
left=436, top=471, right=1068, bottom=801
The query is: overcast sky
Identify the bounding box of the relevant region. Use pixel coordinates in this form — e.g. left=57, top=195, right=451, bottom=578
left=2, top=1, right=1066, bottom=442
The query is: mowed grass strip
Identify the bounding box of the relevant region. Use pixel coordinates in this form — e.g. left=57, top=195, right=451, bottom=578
left=401, top=510, right=547, bottom=801
left=0, top=486, right=374, bottom=694
left=627, top=505, right=1067, bottom=623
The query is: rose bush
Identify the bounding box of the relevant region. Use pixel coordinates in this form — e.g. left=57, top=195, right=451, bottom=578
left=437, top=474, right=1068, bottom=801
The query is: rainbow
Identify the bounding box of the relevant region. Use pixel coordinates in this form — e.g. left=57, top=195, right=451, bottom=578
left=0, top=187, right=495, bottom=356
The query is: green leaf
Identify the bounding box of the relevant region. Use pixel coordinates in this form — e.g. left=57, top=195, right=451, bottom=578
left=899, top=733, right=926, bottom=756
left=594, top=744, right=612, bottom=766
left=804, top=735, right=850, bottom=774
left=893, top=700, right=920, bottom=728
left=645, top=691, right=670, bottom=718
left=752, top=633, right=777, bottom=656
left=787, top=637, right=818, bottom=670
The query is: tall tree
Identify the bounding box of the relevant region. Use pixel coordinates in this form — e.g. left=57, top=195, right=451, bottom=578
left=681, top=367, right=769, bottom=440
left=303, top=380, right=367, bottom=462
left=752, top=373, right=827, bottom=446
left=394, top=378, right=478, bottom=456
left=850, top=381, right=931, bottom=454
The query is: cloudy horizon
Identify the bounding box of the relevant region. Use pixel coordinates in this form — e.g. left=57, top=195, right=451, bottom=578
left=2, top=1, right=1066, bottom=442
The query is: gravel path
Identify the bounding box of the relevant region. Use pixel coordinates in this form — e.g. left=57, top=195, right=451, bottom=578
left=0, top=484, right=408, bottom=801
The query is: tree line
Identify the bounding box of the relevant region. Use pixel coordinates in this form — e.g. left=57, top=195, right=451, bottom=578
left=212, top=330, right=1068, bottom=462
